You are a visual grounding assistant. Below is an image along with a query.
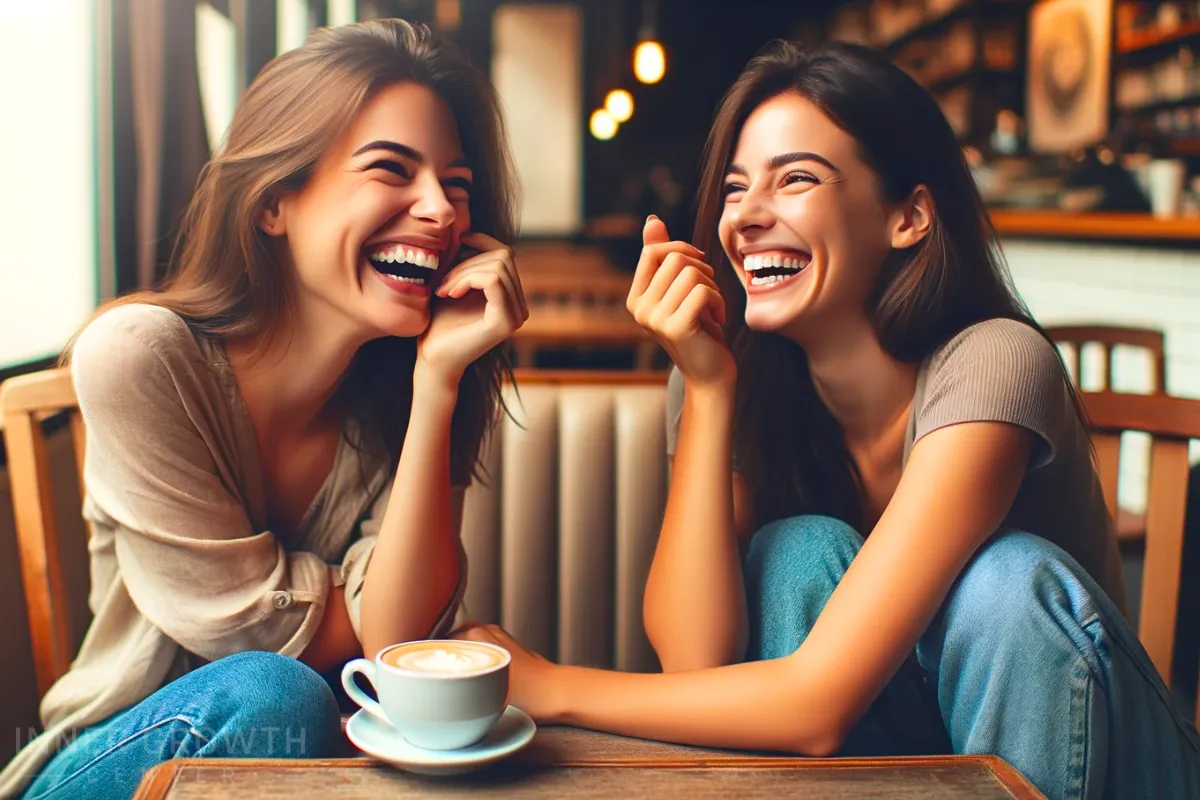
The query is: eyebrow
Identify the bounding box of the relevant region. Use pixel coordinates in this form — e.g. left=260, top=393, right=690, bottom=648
left=351, top=140, right=471, bottom=170
left=727, top=151, right=839, bottom=176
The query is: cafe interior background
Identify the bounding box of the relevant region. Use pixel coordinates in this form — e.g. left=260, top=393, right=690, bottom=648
left=2, top=0, right=1200, bottom=763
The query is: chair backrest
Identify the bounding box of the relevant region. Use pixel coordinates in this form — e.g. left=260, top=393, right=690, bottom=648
left=0, top=367, right=84, bottom=698
left=1080, top=390, right=1200, bottom=708
left=461, top=369, right=670, bottom=674
left=1045, top=325, right=1166, bottom=394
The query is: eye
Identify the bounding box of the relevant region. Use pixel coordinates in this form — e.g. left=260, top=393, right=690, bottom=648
left=723, top=181, right=746, bottom=199
left=443, top=177, right=473, bottom=201
left=367, top=159, right=411, bottom=179
left=782, top=170, right=819, bottom=187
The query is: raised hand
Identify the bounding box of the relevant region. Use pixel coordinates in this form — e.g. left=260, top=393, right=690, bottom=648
left=626, top=216, right=735, bottom=388
left=417, top=232, right=529, bottom=386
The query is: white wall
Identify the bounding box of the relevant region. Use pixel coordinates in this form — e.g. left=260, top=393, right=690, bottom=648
left=1004, top=238, right=1200, bottom=513
left=492, top=4, right=583, bottom=236
left=0, top=0, right=98, bottom=369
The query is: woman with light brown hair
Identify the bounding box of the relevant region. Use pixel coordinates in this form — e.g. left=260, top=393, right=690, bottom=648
left=3, top=19, right=526, bottom=799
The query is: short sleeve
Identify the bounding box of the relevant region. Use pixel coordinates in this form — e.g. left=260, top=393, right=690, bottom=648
left=915, top=318, right=1071, bottom=469
left=338, top=481, right=468, bottom=642
left=71, top=306, right=330, bottom=661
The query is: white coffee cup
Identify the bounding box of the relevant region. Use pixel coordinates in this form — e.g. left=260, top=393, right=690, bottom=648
left=342, top=639, right=511, bottom=750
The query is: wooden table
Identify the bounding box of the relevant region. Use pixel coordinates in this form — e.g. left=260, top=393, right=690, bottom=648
left=134, top=726, right=1044, bottom=799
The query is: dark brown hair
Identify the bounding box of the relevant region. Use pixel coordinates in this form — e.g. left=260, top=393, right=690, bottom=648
left=693, top=40, right=1078, bottom=530
left=66, top=19, right=517, bottom=483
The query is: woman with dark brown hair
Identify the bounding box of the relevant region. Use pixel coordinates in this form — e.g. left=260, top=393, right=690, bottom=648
left=4, top=19, right=526, bottom=799
left=457, top=41, right=1200, bottom=800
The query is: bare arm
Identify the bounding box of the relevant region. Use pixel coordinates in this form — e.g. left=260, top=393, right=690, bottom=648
left=359, top=374, right=463, bottom=660
left=643, top=382, right=757, bottom=671
left=467, top=421, right=1033, bottom=755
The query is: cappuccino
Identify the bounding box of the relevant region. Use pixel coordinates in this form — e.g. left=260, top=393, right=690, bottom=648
left=382, top=640, right=508, bottom=675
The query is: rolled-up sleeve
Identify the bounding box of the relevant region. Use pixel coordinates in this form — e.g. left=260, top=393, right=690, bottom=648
left=338, top=484, right=469, bottom=643
left=72, top=311, right=328, bottom=661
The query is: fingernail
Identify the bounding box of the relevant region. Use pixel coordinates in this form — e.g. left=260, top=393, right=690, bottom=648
left=647, top=214, right=659, bottom=222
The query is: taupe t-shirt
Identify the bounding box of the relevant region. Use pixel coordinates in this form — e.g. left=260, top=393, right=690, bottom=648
left=0, top=304, right=466, bottom=797
left=666, top=317, right=1125, bottom=610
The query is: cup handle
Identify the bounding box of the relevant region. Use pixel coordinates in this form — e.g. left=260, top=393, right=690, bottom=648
left=341, top=658, right=390, bottom=725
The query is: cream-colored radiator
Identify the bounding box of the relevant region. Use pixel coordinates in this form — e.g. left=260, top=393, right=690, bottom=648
left=460, top=371, right=668, bottom=673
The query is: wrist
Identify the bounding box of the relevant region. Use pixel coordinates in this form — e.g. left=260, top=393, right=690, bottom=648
left=544, top=664, right=581, bottom=725
left=683, top=375, right=736, bottom=408
left=413, top=360, right=463, bottom=402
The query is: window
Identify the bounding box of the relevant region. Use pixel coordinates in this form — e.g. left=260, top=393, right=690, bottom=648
left=492, top=4, right=583, bottom=236
left=0, top=0, right=99, bottom=370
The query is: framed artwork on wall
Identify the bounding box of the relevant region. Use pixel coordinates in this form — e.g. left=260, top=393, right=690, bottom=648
left=1026, top=0, right=1112, bottom=153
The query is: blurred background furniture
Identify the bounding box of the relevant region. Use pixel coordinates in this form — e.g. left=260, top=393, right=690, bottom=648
left=1079, top=389, right=1200, bottom=718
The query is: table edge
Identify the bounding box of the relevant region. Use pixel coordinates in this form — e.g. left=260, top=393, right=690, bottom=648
left=134, top=753, right=1044, bottom=799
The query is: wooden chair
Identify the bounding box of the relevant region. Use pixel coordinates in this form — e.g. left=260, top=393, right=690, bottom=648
left=1046, top=325, right=1167, bottom=544
left=1044, top=325, right=1166, bottom=395
left=1079, top=390, right=1200, bottom=717
left=0, top=367, right=84, bottom=698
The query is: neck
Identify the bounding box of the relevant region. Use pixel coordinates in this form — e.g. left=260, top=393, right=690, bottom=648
left=227, top=296, right=372, bottom=443
left=795, top=314, right=916, bottom=444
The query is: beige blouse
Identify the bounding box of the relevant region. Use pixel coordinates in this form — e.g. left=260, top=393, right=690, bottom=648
left=0, top=304, right=465, bottom=797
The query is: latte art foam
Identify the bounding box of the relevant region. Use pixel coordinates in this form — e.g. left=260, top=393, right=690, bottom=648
left=383, top=641, right=507, bottom=674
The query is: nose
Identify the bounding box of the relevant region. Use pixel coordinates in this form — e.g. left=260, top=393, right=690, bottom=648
left=727, top=182, right=776, bottom=235
left=409, top=173, right=457, bottom=229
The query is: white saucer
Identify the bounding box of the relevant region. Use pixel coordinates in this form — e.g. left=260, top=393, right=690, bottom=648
left=345, top=706, right=537, bottom=776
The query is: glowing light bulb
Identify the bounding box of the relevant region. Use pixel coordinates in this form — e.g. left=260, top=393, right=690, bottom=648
left=634, top=40, right=665, bottom=84
left=590, top=108, right=618, bottom=140
left=605, top=89, right=634, bottom=122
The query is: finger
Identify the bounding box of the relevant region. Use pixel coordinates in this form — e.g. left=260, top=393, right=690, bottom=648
left=436, top=258, right=517, bottom=308
left=628, top=241, right=706, bottom=307
left=461, top=231, right=508, bottom=253
left=642, top=253, right=714, bottom=310
left=447, top=265, right=522, bottom=324
left=649, top=266, right=720, bottom=329
left=447, top=272, right=523, bottom=328
left=669, top=285, right=725, bottom=340
left=642, top=215, right=670, bottom=247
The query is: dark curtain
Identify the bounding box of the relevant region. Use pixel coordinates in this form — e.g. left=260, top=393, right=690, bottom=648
left=121, top=0, right=210, bottom=292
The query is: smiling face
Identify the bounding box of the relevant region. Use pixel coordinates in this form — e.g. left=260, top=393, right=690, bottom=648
left=718, top=92, right=900, bottom=339
left=263, top=81, right=473, bottom=339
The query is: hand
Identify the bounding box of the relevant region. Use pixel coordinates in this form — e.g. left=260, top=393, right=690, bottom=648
left=627, top=216, right=735, bottom=389
left=417, top=233, right=529, bottom=386
left=451, top=622, right=563, bottom=723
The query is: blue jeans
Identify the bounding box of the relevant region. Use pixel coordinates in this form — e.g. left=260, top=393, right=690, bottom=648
left=744, top=515, right=1200, bottom=800
left=22, top=651, right=341, bottom=800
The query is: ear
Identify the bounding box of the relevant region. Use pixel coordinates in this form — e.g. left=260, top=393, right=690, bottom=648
left=887, top=184, right=934, bottom=250
left=257, top=193, right=287, bottom=237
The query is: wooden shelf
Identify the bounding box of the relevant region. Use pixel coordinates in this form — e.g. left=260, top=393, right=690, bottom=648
left=989, top=209, right=1200, bottom=241
left=1118, top=22, right=1200, bottom=55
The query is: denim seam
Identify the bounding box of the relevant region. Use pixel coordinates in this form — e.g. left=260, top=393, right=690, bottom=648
left=1065, top=657, right=1091, bottom=800
left=1084, top=617, right=1200, bottom=758
left=24, top=715, right=209, bottom=800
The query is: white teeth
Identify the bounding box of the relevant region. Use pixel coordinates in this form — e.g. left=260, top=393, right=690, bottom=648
left=750, top=274, right=794, bottom=286
left=366, top=246, right=440, bottom=270
left=743, top=254, right=808, bottom=272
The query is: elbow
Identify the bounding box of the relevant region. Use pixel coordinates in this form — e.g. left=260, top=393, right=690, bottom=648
left=792, top=728, right=846, bottom=758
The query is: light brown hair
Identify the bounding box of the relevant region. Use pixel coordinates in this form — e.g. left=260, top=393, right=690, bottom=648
left=66, top=19, right=518, bottom=482
left=693, top=41, right=1082, bottom=530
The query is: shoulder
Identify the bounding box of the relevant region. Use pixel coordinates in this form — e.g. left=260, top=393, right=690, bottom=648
left=918, top=318, right=1072, bottom=467
left=926, top=317, right=1061, bottom=381
left=71, top=303, right=212, bottom=409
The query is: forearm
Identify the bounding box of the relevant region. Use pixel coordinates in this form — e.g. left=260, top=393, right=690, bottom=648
left=643, top=381, right=746, bottom=670
left=360, top=371, right=462, bottom=659
left=550, top=659, right=839, bottom=756
left=299, top=582, right=361, bottom=673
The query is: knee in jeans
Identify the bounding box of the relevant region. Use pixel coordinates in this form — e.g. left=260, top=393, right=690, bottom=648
left=946, top=532, right=1093, bottom=639
left=215, top=651, right=339, bottom=757
left=746, top=515, right=863, bottom=578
